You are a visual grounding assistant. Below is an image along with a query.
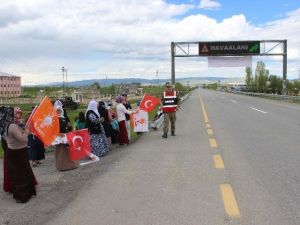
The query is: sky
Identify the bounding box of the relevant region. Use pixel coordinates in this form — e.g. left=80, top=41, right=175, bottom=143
left=0, top=0, right=300, bottom=85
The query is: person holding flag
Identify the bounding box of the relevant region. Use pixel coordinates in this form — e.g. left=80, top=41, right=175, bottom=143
left=86, top=100, right=109, bottom=157
left=115, top=96, right=138, bottom=146
left=1, top=106, right=38, bottom=203
left=161, top=82, right=181, bottom=138
left=54, top=103, right=79, bottom=171
left=131, top=94, right=160, bottom=133
left=121, top=93, right=132, bottom=141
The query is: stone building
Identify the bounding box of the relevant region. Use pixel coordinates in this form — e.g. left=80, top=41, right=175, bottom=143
left=0, top=72, right=21, bottom=97
left=115, top=83, right=141, bottom=95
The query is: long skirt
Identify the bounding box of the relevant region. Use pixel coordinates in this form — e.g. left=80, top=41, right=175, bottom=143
left=102, top=121, right=112, bottom=138
left=54, top=144, right=79, bottom=171
left=2, top=138, right=12, bottom=193
left=110, top=128, right=119, bottom=144
left=7, top=147, right=37, bottom=203
left=118, top=120, right=129, bottom=145
left=27, top=134, right=45, bottom=161
left=90, top=124, right=109, bottom=157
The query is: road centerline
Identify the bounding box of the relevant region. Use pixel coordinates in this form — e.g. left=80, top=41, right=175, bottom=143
left=213, top=155, right=225, bottom=169
left=199, top=94, right=209, bottom=123
left=220, top=184, right=241, bottom=218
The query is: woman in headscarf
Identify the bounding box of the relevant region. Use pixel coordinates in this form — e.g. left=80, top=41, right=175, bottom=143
left=1, top=106, right=12, bottom=193
left=14, top=107, right=25, bottom=129
left=86, top=100, right=109, bottom=157
left=1, top=106, right=37, bottom=203
left=54, top=102, right=79, bottom=171
left=54, top=100, right=72, bottom=131
left=115, top=96, right=137, bottom=146
left=98, top=101, right=112, bottom=149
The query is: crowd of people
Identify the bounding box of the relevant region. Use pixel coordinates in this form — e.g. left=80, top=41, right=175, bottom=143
left=1, top=82, right=181, bottom=204
left=0, top=94, right=138, bottom=203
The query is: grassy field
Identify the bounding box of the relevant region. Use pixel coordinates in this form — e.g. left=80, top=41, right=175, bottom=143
left=0, top=102, right=158, bottom=158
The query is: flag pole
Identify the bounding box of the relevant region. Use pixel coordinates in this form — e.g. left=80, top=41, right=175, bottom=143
left=139, top=93, right=146, bottom=108
left=25, top=96, right=47, bottom=128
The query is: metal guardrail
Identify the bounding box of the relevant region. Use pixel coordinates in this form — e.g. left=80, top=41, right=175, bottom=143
left=228, top=91, right=300, bottom=102
left=180, top=93, right=191, bottom=103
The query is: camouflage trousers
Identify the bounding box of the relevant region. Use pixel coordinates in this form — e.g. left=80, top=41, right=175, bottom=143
left=163, top=112, right=176, bottom=134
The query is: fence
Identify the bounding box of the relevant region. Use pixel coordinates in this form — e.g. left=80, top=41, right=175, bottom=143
left=0, top=97, right=43, bottom=105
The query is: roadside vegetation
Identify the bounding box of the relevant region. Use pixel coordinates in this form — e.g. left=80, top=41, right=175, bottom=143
left=203, top=61, right=300, bottom=97
left=0, top=83, right=194, bottom=157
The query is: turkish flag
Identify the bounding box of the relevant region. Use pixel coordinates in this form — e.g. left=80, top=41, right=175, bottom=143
left=29, top=96, right=59, bottom=146
left=66, top=129, right=91, bottom=161
left=139, top=94, right=161, bottom=112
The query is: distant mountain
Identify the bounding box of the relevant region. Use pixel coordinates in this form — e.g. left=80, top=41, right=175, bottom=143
left=47, top=77, right=244, bottom=87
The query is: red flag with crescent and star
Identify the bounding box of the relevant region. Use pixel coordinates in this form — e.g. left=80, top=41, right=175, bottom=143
left=139, top=94, right=161, bottom=112
left=66, top=129, right=91, bottom=161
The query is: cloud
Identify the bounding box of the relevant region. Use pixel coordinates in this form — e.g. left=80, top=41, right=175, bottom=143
left=0, top=0, right=299, bottom=84
left=199, top=0, right=221, bottom=10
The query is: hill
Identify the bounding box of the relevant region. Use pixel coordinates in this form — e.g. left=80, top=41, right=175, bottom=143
left=47, top=77, right=244, bottom=87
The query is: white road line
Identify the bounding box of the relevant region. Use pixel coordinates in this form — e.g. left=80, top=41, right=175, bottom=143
left=250, top=107, right=267, bottom=114
left=230, top=99, right=237, bottom=104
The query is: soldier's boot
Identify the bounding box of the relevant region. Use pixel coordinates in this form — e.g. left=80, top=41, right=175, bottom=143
left=171, top=131, right=175, bottom=136
left=162, top=133, right=168, bottom=138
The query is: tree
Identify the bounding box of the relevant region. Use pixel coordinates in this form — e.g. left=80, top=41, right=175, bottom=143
left=255, top=61, right=269, bottom=92
left=268, top=75, right=282, bottom=94
left=245, top=67, right=253, bottom=91
left=91, top=82, right=100, bottom=90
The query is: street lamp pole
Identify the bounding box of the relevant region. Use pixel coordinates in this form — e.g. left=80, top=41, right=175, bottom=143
left=61, top=66, right=65, bottom=97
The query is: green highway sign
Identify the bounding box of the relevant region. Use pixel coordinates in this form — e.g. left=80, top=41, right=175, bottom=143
left=199, top=41, right=261, bottom=56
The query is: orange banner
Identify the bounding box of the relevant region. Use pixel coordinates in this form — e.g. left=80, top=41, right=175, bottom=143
left=29, top=96, right=59, bottom=146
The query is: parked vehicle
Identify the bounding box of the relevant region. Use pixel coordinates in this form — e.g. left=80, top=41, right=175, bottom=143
left=52, top=96, right=79, bottom=110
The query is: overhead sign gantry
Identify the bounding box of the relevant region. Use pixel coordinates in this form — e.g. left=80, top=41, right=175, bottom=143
left=171, top=40, right=287, bottom=93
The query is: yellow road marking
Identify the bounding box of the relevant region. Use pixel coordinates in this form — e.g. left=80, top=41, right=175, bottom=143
left=213, top=155, right=224, bottom=169
left=207, top=129, right=213, bottom=135
left=209, top=138, right=218, bottom=148
left=220, top=184, right=241, bottom=218
left=199, top=94, right=209, bottom=123
left=206, top=124, right=211, bottom=128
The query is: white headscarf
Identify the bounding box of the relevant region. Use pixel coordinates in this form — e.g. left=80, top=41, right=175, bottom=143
left=86, top=100, right=100, bottom=117
left=54, top=100, right=63, bottom=109
left=54, top=104, right=64, bottom=118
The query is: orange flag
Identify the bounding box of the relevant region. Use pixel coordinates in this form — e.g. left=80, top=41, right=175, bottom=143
left=139, top=94, right=161, bottom=112
left=29, top=96, right=59, bottom=146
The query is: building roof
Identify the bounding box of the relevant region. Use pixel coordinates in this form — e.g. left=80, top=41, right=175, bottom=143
left=0, top=72, right=20, bottom=78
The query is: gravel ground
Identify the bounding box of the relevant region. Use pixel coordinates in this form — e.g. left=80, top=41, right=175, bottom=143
left=0, top=140, right=139, bottom=225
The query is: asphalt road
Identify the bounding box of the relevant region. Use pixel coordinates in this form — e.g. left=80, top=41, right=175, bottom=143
left=45, top=88, right=300, bottom=225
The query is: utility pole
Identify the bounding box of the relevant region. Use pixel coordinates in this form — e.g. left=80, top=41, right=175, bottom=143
left=171, top=42, right=175, bottom=85
left=61, top=66, right=68, bottom=96
left=61, top=66, right=65, bottom=97
left=156, top=69, right=159, bottom=85
left=65, top=68, right=68, bottom=92
left=282, top=39, right=287, bottom=95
